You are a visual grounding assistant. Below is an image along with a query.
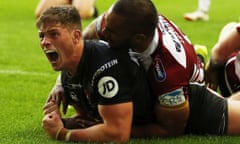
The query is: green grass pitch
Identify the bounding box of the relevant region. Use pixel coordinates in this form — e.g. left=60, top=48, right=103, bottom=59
left=1, top=0, right=240, bottom=143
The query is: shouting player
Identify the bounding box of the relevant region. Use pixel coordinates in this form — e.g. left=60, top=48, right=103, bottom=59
left=38, top=5, right=154, bottom=143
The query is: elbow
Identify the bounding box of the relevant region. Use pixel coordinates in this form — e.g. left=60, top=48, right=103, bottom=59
left=107, top=129, right=130, bottom=143
left=118, top=132, right=130, bottom=143
left=114, top=135, right=130, bottom=143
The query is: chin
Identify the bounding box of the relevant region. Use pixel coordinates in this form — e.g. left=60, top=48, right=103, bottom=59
left=51, top=65, right=61, bottom=71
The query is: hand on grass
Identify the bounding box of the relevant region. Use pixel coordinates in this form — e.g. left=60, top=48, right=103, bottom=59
left=42, top=111, right=64, bottom=139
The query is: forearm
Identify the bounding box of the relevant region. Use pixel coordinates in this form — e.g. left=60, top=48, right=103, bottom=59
left=58, top=123, right=128, bottom=143
left=59, top=103, right=133, bottom=143
left=131, top=123, right=171, bottom=138
left=154, top=101, right=189, bottom=136
left=47, top=74, right=62, bottom=103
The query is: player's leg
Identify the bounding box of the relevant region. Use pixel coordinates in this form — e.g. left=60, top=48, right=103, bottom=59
left=35, top=0, right=70, bottom=18
left=227, top=99, right=240, bottom=135
left=229, top=91, right=240, bottom=100
left=72, top=0, right=98, bottom=19
left=183, top=0, right=210, bottom=21
left=198, top=0, right=211, bottom=13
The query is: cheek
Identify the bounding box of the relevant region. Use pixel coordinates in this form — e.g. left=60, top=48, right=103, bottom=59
left=112, top=35, right=126, bottom=44
left=118, top=37, right=131, bottom=45
left=59, top=44, right=74, bottom=58
left=55, top=42, right=74, bottom=60
left=55, top=36, right=73, bottom=50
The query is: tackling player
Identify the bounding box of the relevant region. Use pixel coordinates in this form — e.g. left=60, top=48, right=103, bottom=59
left=96, top=0, right=240, bottom=137
left=83, top=0, right=204, bottom=136
left=83, top=2, right=240, bottom=135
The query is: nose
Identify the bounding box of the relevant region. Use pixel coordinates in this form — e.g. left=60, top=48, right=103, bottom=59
left=41, top=37, right=51, bottom=49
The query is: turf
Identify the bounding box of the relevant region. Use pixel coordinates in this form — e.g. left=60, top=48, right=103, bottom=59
left=1, top=0, right=240, bottom=143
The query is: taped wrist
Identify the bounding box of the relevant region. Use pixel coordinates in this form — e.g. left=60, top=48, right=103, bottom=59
left=56, top=128, right=69, bottom=141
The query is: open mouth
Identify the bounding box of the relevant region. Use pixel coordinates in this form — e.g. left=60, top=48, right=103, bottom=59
left=45, top=50, right=59, bottom=63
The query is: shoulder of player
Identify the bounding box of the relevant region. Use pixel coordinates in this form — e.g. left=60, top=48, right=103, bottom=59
left=83, top=41, right=131, bottom=73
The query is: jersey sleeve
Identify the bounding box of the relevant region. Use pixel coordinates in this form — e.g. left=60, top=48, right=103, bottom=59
left=93, top=57, right=154, bottom=125
left=93, top=58, right=135, bottom=105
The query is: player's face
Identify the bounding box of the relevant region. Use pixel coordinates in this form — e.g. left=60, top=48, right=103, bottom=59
left=38, top=23, right=75, bottom=71
left=103, top=12, right=132, bottom=49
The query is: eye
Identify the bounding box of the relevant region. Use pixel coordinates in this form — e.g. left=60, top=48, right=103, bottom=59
left=39, top=32, right=44, bottom=41
left=49, top=31, right=59, bottom=39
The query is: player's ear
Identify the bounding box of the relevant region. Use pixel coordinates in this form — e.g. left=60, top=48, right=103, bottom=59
left=72, top=30, right=82, bottom=44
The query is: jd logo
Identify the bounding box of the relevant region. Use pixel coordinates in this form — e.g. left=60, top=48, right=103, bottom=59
left=103, top=80, right=115, bottom=94
left=98, top=76, right=119, bottom=98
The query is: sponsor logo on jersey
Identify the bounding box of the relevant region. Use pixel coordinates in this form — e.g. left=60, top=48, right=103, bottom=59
left=92, top=59, right=118, bottom=85
left=98, top=76, right=119, bottom=98
left=154, top=57, right=166, bottom=82
left=158, top=16, right=187, bottom=68
left=158, top=87, right=185, bottom=106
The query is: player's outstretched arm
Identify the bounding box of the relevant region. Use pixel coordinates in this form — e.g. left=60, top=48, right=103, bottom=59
left=42, top=102, right=133, bottom=143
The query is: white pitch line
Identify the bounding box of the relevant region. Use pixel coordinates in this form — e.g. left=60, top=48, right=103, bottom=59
left=0, top=69, right=53, bottom=76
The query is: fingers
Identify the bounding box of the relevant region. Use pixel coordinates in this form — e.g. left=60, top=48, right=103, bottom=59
left=56, top=89, right=65, bottom=108
left=46, top=93, right=59, bottom=104
left=46, top=85, right=64, bottom=104
left=42, top=112, right=55, bottom=129
left=42, top=111, right=62, bottom=127
left=44, top=85, right=70, bottom=116
left=47, top=91, right=61, bottom=103
left=42, top=111, right=63, bottom=138
left=42, top=112, right=53, bottom=123
left=43, top=101, right=59, bottom=115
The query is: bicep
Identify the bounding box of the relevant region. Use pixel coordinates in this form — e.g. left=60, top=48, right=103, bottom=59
left=98, top=102, right=133, bottom=137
